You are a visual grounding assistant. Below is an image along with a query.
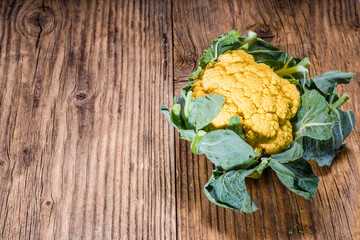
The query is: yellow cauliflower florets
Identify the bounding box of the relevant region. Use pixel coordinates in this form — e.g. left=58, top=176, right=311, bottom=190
left=192, top=50, right=300, bottom=154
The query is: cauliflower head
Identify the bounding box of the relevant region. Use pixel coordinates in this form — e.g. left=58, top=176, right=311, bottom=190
left=192, top=50, right=300, bottom=154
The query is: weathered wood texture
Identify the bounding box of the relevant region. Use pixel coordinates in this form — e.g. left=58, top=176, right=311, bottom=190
left=0, top=0, right=175, bottom=239
left=0, top=0, right=359, bottom=239
left=173, top=0, right=360, bottom=239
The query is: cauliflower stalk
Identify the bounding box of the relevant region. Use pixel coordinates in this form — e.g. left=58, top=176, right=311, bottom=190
left=192, top=50, right=300, bottom=154
left=161, top=30, right=355, bottom=213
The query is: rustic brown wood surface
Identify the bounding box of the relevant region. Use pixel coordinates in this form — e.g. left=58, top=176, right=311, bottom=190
left=0, top=0, right=359, bottom=239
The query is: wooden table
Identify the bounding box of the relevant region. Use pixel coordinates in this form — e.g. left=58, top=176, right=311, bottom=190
left=1, top=0, right=359, bottom=239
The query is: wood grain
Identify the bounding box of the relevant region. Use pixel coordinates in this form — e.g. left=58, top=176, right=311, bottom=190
left=0, top=0, right=175, bottom=239
left=173, top=0, right=360, bottom=239
left=1, top=0, right=359, bottom=239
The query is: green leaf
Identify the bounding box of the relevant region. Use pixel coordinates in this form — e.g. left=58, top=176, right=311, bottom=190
left=198, top=30, right=241, bottom=68
left=189, top=30, right=243, bottom=81
left=176, top=82, right=193, bottom=122
left=183, top=91, right=193, bottom=124
left=245, top=39, right=310, bottom=85
left=288, top=224, right=299, bottom=235
left=196, top=130, right=259, bottom=171
left=329, top=92, right=350, bottom=110
left=305, top=71, right=355, bottom=106
left=327, top=83, right=340, bottom=104
left=226, top=116, right=245, bottom=139
left=171, top=104, right=182, bottom=127
left=247, top=158, right=269, bottom=179
left=269, top=158, right=319, bottom=199
left=270, top=139, right=303, bottom=163
left=191, top=130, right=207, bottom=154
left=188, top=67, right=202, bottom=81
left=245, top=38, right=282, bottom=66
left=204, top=170, right=233, bottom=209
left=204, top=163, right=265, bottom=212
left=161, top=105, right=195, bottom=141
left=187, top=94, right=226, bottom=131
left=277, top=58, right=310, bottom=93
left=274, top=56, right=310, bottom=81
left=302, top=109, right=355, bottom=166
left=237, top=30, right=257, bottom=51
left=293, top=90, right=338, bottom=140
left=305, top=70, right=355, bottom=97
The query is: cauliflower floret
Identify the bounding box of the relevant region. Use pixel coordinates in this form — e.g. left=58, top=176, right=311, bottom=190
left=192, top=50, right=300, bottom=154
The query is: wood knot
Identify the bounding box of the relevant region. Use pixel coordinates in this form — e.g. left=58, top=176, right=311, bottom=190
left=0, top=157, right=9, bottom=172
left=73, top=91, right=93, bottom=108
left=76, top=93, right=87, bottom=100
left=18, top=6, right=55, bottom=37
left=174, top=51, right=198, bottom=81
left=0, top=158, right=6, bottom=167
left=350, top=19, right=360, bottom=31
left=22, top=148, right=33, bottom=167
left=250, top=24, right=275, bottom=41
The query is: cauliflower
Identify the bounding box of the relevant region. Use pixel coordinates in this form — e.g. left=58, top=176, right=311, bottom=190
left=162, top=30, right=356, bottom=213
left=192, top=50, right=300, bottom=154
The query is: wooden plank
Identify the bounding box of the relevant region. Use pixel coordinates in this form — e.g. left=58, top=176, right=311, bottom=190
left=173, top=0, right=360, bottom=239
left=0, top=0, right=175, bottom=239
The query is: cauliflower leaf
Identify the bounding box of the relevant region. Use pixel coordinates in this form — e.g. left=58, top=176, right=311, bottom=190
left=268, top=158, right=319, bottom=199
left=161, top=105, right=195, bottom=141
left=293, top=90, right=338, bottom=140
left=305, top=70, right=355, bottom=98
left=204, top=159, right=268, bottom=212
left=187, top=94, right=225, bottom=131
left=226, top=116, right=245, bottom=140
left=302, top=109, right=355, bottom=166
left=194, top=130, right=259, bottom=171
